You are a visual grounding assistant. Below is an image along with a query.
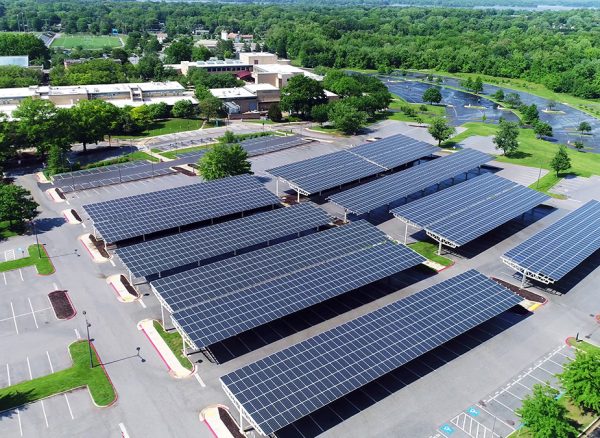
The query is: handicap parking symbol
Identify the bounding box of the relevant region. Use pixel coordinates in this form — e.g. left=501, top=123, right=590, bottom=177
left=467, top=407, right=480, bottom=417
left=440, top=424, right=455, bottom=435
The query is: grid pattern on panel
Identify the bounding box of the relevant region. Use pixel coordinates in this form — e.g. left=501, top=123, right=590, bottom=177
left=115, top=203, right=330, bottom=278
left=52, top=160, right=149, bottom=181
left=241, top=135, right=309, bottom=156
left=173, top=241, right=425, bottom=348
left=350, top=134, right=440, bottom=170
left=60, top=168, right=175, bottom=193
left=220, top=269, right=522, bottom=435
left=151, top=220, right=387, bottom=312
left=391, top=173, right=517, bottom=228
left=328, top=149, right=492, bottom=214
left=426, top=186, right=549, bottom=246
left=94, top=188, right=279, bottom=243
left=503, top=200, right=600, bottom=281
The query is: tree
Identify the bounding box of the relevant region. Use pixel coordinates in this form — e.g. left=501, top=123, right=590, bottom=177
left=522, top=104, right=540, bottom=125
left=164, top=38, right=193, bottom=64
left=0, top=184, right=39, bottom=227
left=47, top=144, right=69, bottom=175
left=516, top=384, right=578, bottom=438
left=422, top=87, right=442, bottom=104
left=574, top=140, right=585, bottom=151
left=504, top=92, right=522, bottom=109
left=311, top=104, right=329, bottom=126
left=221, top=130, right=236, bottom=144
left=428, top=117, right=455, bottom=146
left=171, top=100, right=196, bottom=119
left=70, top=100, right=120, bottom=152
left=129, top=106, right=154, bottom=133
left=280, top=75, right=326, bottom=117
left=550, top=145, right=571, bottom=176
left=492, top=89, right=505, bottom=101
left=534, top=121, right=553, bottom=139
left=268, top=103, right=283, bottom=123
left=461, top=77, right=473, bottom=92
left=328, top=101, right=367, bottom=135
left=198, top=143, right=251, bottom=181
left=13, top=98, right=66, bottom=156
left=578, top=121, right=592, bottom=135
left=472, top=76, right=484, bottom=94
left=191, top=45, right=212, bottom=61
left=147, top=102, right=171, bottom=120
left=493, top=120, right=520, bottom=156
left=558, top=350, right=600, bottom=414
left=199, top=95, right=222, bottom=123
left=547, top=100, right=557, bottom=111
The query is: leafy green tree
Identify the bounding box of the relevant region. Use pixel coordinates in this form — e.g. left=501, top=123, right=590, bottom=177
left=0, top=184, right=39, bottom=227
left=192, top=45, right=212, bottom=61
left=221, top=130, right=236, bottom=144
left=492, top=89, right=505, bottom=101
left=551, top=145, right=571, bottom=176
left=574, top=140, right=585, bottom=151
left=461, top=77, right=473, bottom=92
left=171, top=100, right=196, bottom=119
left=137, top=55, right=165, bottom=81
left=199, top=95, right=222, bottom=123
left=268, top=103, right=283, bottom=122
left=578, top=121, right=592, bottom=135
left=198, top=143, right=251, bottom=181
left=328, top=101, right=367, bottom=134
left=547, top=100, right=557, bottom=111
left=70, top=100, right=120, bottom=152
left=558, top=350, right=600, bottom=414
left=13, top=98, right=66, bottom=156
left=534, top=121, right=553, bottom=139
left=47, top=144, right=69, bottom=175
left=129, top=106, right=154, bottom=133
left=111, top=48, right=129, bottom=65
left=522, top=104, right=540, bottom=125
left=311, top=104, right=330, bottom=126
left=280, top=75, right=326, bottom=117
left=422, top=87, right=442, bottom=104
left=323, top=71, right=362, bottom=97
left=516, top=384, right=578, bottom=438
left=427, top=117, right=455, bottom=146
left=164, top=38, right=193, bottom=64
left=472, top=76, right=484, bottom=94
left=214, top=39, right=234, bottom=59
left=147, top=102, right=171, bottom=120
left=493, top=120, right=520, bottom=156
left=504, top=92, right=522, bottom=109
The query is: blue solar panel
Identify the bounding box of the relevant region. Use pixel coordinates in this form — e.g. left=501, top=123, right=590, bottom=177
left=220, top=270, right=522, bottom=435
left=350, top=134, right=439, bottom=170
left=173, top=240, right=425, bottom=349
left=328, top=149, right=492, bottom=215
left=502, top=200, right=600, bottom=282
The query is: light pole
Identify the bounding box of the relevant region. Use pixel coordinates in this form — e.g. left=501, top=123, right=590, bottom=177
left=82, top=310, right=93, bottom=368
left=31, top=219, right=41, bottom=257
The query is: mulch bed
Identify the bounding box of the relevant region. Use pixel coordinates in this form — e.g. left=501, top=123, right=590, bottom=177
left=70, top=209, right=82, bottom=222
left=48, top=290, right=76, bottom=320
left=282, top=195, right=298, bottom=205
left=218, top=407, right=245, bottom=438
left=120, top=275, right=139, bottom=298
left=89, top=235, right=110, bottom=258
left=492, top=277, right=546, bottom=303
left=56, top=189, right=66, bottom=200
left=172, top=166, right=196, bottom=176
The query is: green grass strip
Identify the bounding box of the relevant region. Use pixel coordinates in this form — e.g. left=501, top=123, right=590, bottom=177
left=528, top=173, right=566, bottom=199
left=408, top=241, right=453, bottom=267
left=0, top=341, right=116, bottom=411
left=0, top=244, right=54, bottom=274
left=159, top=144, right=211, bottom=160
left=152, top=321, right=193, bottom=371
left=0, top=220, right=21, bottom=239
left=567, top=338, right=600, bottom=355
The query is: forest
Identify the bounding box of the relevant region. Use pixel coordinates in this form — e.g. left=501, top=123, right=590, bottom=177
left=0, top=1, right=598, bottom=98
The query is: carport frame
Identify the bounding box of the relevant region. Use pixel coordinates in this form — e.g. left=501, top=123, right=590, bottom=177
left=221, top=381, right=269, bottom=437
left=500, top=255, right=555, bottom=287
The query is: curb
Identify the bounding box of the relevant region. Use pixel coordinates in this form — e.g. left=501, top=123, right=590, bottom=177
left=437, top=260, right=456, bottom=272
left=565, top=336, right=576, bottom=347
left=88, top=342, right=118, bottom=408
left=37, top=245, right=56, bottom=276
left=48, top=290, right=78, bottom=321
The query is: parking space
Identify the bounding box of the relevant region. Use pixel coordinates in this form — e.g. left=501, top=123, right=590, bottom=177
left=437, top=344, right=575, bottom=438
left=0, top=293, right=55, bottom=337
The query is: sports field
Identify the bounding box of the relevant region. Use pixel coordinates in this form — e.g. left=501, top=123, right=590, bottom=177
left=51, top=34, right=123, bottom=49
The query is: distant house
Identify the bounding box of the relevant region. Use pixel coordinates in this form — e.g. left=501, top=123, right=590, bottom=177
left=0, top=56, right=29, bottom=68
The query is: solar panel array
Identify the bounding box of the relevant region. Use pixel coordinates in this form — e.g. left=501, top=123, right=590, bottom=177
left=151, top=220, right=388, bottom=313
left=53, top=160, right=149, bottom=181
left=266, top=134, right=440, bottom=194
left=116, top=203, right=330, bottom=278
left=426, top=184, right=549, bottom=246
left=503, top=200, right=600, bottom=281
left=391, top=173, right=513, bottom=227
left=83, top=174, right=280, bottom=243
left=221, top=269, right=522, bottom=435
left=173, top=240, right=425, bottom=349
left=328, top=149, right=492, bottom=214
left=60, top=168, right=175, bottom=193
left=241, top=135, right=309, bottom=156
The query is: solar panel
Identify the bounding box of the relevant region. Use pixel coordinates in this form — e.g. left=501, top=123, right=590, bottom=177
left=391, top=173, right=517, bottom=228
left=502, top=200, right=600, bottom=282
left=425, top=185, right=549, bottom=246
left=241, top=135, right=309, bottom=156
left=328, top=149, right=492, bottom=215
left=52, top=160, right=149, bottom=181
left=266, top=134, right=440, bottom=194
left=151, top=220, right=387, bottom=312
left=220, top=269, right=522, bottom=436
left=173, top=240, right=425, bottom=349
left=116, top=203, right=330, bottom=278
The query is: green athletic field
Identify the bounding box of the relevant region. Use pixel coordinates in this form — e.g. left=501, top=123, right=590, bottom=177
left=51, top=34, right=123, bottom=49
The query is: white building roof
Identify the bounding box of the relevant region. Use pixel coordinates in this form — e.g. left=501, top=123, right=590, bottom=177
left=243, top=84, right=280, bottom=92
left=0, top=56, right=29, bottom=68
left=210, top=87, right=256, bottom=99
left=253, top=64, right=323, bottom=81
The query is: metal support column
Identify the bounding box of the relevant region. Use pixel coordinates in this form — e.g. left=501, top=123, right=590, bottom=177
left=161, top=304, right=165, bottom=327
left=521, top=273, right=527, bottom=289
left=343, top=210, right=348, bottom=223
left=275, top=179, right=279, bottom=196
left=297, top=190, right=300, bottom=203
left=437, top=240, right=443, bottom=255
left=404, top=223, right=409, bottom=244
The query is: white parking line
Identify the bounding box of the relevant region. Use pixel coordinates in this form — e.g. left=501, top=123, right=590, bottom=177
left=10, top=302, right=18, bottom=334
left=64, top=394, right=74, bottom=420
left=6, top=363, right=11, bottom=385
left=28, top=298, right=39, bottom=329
left=46, top=351, right=54, bottom=373
left=3, top=272, right=6, bottom=285
left=0, top=306, right=53, bottom=323
left=138, top=299, right=146, bottom=309
left=195, top=373, right=206, bottom=387
left=19, top=269, right=23, bottom=281
left=81, top=222, right=87, bottom=228
left=26, top=357, right=32, bottom=379
left=110, top=259, right=116, bottom=267
left=119, top=422, right=130, bottom=438
left=74, top=328, right=81, bottom=339
left=16, top=408, right=23, bottom=436
left=41, top=400, right=49, bottom=427
left=53, top=282, right=58, bottom=290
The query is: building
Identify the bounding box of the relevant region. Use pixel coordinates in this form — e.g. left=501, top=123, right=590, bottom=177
left=165, top=59, right=253, bottom=76
left=252, top=64, right=324, bottom=88
left=210, top=83, right=281, bottom=114
left=0, top=56, right=29, bottom=68
left=238, top=52, right=278, bottom=66
left=0, top=81, right=197, bottom=117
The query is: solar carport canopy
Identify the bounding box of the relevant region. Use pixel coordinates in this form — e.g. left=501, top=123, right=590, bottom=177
left=151, top=220, right=388, bottom=313
left=502, top=200, right=600, bottom=283
left=425, top=184, right=549, bottom=247
left=391, top=173, right=516, bottom=228
left=266, top=134, right=439, bottom=195
left=116, top=203, right=330, bottom=278
left=173, top=238, right=424, bottom=349
left=328, top=149, right=492, bottom=215
left=220, top=269, right=522, bottom=436
left=83, top=174, right=279, bottom=243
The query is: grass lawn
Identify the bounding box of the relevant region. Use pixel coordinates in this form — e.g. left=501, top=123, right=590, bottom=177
left=567, top=338, right=600, bottom=355
left=408, top=241, right=453, bottom=267
left=159, top=144, right=211, bottom=159
left=0, top=220, right=21, bottom=239
left=51, top=34, right=123, bottom=50
left=0, top=244, right=54, bottom=275
left=309, top=125, right=348, bottom=136
left=113, top=118, right=200, bottom=139
left=388, top=96, right=446, bottom=124
left=0, top=341, right=116, bottom=411
left=81, top=151, right=158, bottom=170
left=153, top=321, right=193, bottom=371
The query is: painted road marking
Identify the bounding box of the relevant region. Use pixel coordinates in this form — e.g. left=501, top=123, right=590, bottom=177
left=10, top=302, right=18, bottom=334
left=110, top=259, right=116, bottom=267
left=195, top=373, right=206, bottom=387
left=41, top=400, right=49, bottom=427
left=28, top=298, right=39, bottom=329
left=74, top=328, right=81, bottom=339
left=138, top=299, right=147, bottom=309
left=26, top=357, right=32, bottom=379
left=440, top=424, right=455, bottom=435
left=16, top=408, right=23, bottom=436
left=6, top=363, right=11, bottom=385
left=53, top=282, right=58, bottom=290
left=0, top=306, right=53, bottom=323
left=46, top=351, right=54, bottom=373
left=119, top=422, right=130, bottom=438
left=3, top=272, right=6, bottom=285
left=64, top=394, right=74, bottom=420
left=81, top=222, right=87, bottom=229
left=19, top=269, right=23, bottom=281
left=466, top=407, right=479, bottom=417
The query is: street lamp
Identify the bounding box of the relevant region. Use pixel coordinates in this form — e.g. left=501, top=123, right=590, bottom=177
left=82, top=310, right=93, bottom=368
